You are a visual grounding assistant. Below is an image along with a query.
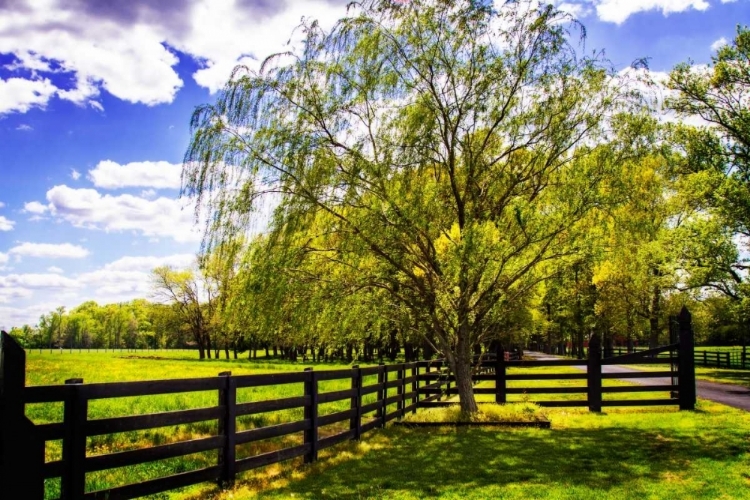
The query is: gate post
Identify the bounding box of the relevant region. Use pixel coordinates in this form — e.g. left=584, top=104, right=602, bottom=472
left=218, top=371, right=236, bottom=486
left=350, top=365, right=362, bottom=439
left=303, top=368, right=319, bottom=463
left=495, top=345, right=506, bottom=404
left=587, top=331, right=602, bottom=413
left=678, top=307, right=696, bottom=410
left=0, top=331, right=45, bottom=499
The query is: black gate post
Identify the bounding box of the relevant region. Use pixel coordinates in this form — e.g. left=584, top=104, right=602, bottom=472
left=678, top=307, right=696, bottom=410
left=495, top=345, right=506, bottom=404
left=350, top=365, right=362, bottom=440
left=0, top=331, right=45, bottom=499
left=218, top=371, right=236, bottom=486
left=61, top=378, right=87, bottom=500
left=587, top=332, right=602, bottom=413
left=303, top=368, right=318, bottom=463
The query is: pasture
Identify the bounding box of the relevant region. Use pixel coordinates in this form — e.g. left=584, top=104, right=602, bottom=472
left=17, top=351, right=750, bottom=499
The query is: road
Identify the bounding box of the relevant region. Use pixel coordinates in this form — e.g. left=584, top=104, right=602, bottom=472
left=525, top=351, right=750, bottom=411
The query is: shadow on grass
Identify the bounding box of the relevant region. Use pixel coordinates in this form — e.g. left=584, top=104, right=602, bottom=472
left=249, top=424, right=747, bottom=499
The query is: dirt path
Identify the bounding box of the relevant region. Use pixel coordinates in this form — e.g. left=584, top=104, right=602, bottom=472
left=525, top=351, right=750, bottom=412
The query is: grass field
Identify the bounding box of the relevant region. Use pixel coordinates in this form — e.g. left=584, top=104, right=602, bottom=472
left=24, top=352, right=365, bottom=499
left=20, top=351, right=750, bottom=499
left=186, top=401, right=750, bottom=500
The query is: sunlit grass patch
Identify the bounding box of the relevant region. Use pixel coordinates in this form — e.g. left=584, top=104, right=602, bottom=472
left=401, top=402, right=549, bottom=424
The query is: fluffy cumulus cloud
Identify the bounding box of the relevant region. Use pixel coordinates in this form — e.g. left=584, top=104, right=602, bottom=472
left=24, top=201, right=49, bottom=214
left=0, top=215, right=14, bottom=231
left=78, top=253, right=195, bottom=300
left=0, top=77, right=57, bottom=114
left=8, top=242, right=90, bottom=259
left=27, top=184, right=202, bottom=243
left=546, top=0, right=724, bottom=23
left=0, top=273, right=82, bottom=290
left=88, top=160, right=182, bottom=190
left=593, top=0, right=710, bottom=23
left=0, top=253, right=195, bottom=325
left=0, top=0, right=347, bottom=115
left=711, top=37, right=728, bottom=51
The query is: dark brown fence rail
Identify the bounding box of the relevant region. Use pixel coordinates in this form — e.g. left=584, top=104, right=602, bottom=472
left=0, top=307, right=696, bottom=500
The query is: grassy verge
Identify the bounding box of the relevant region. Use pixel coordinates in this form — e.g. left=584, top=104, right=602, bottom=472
left=694, top=367, right=750, bottom=388
left=192, top=401, right=750, bottom=500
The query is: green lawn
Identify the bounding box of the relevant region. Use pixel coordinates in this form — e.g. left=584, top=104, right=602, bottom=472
left=24, top=351, right=364, bottom=499
left=183, top=401, right=750, bottom=500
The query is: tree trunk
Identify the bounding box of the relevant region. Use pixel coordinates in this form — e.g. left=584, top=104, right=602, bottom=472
left=649, top=283, right=661, bottom=348
left=451, top=343, right=478, bottom=414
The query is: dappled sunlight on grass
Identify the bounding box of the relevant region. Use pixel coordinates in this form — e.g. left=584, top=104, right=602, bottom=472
left=188, top=400, right=750, bottom=500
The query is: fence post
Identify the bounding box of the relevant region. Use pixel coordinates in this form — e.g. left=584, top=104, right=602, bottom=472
left=0, top=332, right=45, bottom=500
left=378, top=363, right=387, bottom=427
left=350, top=365, right=362, bottom=440
left=703, top=351, right=707, bottom=367
left=397, top=365, right=405, bottom=418
left=218, top=371, right=236, bottom=486
left=303, top=368, right=318, bottom=463
left=725, top=352, right=730, bottom=369
left=678, top=307, right=696, bottom=410
left=412, top=363, right=419, bottom=413
left=587, top=332, right=602, bottom=413
left=495, top=345, right=506, bottom=404
left=61, top=377, right=87, bottom=500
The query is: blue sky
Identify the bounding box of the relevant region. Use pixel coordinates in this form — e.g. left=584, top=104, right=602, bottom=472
left=0, top=0, right=748, bottom=328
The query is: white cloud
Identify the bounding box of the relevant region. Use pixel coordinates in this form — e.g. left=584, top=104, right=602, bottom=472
left=0, top=301, right=74, bottom=328
left=16, top=124, right=33, bottom=132
left=557, top=2, right=594, bottom=17
left=88, top=160, right=182, bottom=190
left=545, top=0, right=715, bottom=24
left=24, top=201, right=49, bottom=214
left=0, top=273, right=82, bottom=289
left=8, top=242, right=90, bottom=259
left=0, top=0, right=346, bottom=114
left=0, top=202, right=4, bottom=208
left=47, top=266, right=64, bottom=274
left=70, top=169, right=81, bottom=181
left=0, top=252, right=8, bottom=267
left=78, top=253, right=195, bottom=302
left=594, top=0, right=709, bottom=24
left=711, top=37, right=728, bottom=51
left=0, top=77, right=57, bottom=115
left=103, top=254, right=195, bottom=272
left=44, top=185, right=201, bottom=243
left=0, top=216, right=14, bottom=231
left=0, top=287, right=34, bottom=304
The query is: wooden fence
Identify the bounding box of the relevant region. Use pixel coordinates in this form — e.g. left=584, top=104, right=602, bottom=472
left=421, top=308, right=695, bottom=412
left=0, top=307, right=696, bottom=500
left=608, top=347, right=747, bottom=370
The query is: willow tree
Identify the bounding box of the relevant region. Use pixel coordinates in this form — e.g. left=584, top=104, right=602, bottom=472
left=183, top=0, right=629, bottom=413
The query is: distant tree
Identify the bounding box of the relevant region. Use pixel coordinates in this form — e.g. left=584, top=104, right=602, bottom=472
left=151, top=265, right=215, bottom=359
